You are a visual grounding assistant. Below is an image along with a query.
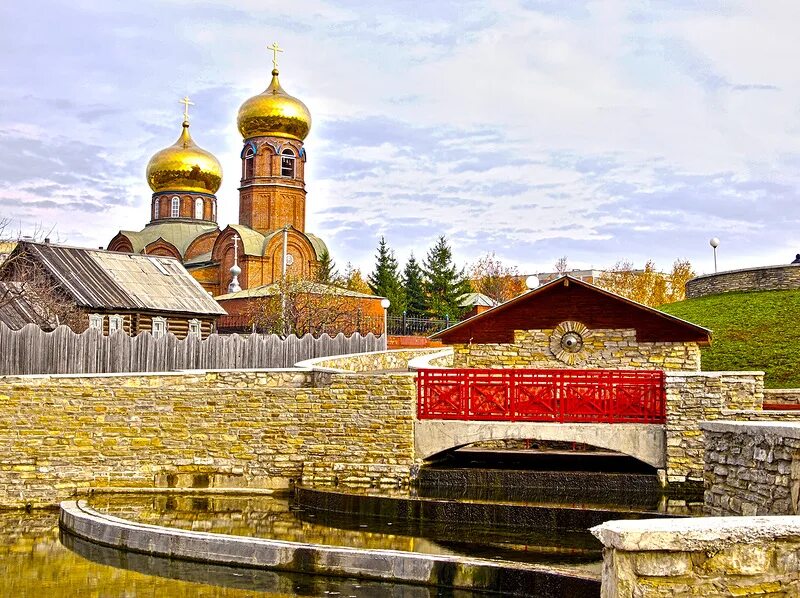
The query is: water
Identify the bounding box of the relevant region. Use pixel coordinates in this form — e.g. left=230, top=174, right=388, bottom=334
left=0, top=508, right=488, bottom=597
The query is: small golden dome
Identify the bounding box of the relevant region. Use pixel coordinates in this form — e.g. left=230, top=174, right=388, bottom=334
left=237, top=69, right=312, bottom=141
left=146, top=121, right=222, bottom=194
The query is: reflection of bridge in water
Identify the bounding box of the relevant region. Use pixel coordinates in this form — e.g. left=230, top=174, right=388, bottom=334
left=415, top=368, right=666, bottom=468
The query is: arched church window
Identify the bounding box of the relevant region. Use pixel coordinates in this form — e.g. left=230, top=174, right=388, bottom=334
left=153, top=198, right=160, bottom=220
left=211, top=201, right=217, bottom=221
left=171, top=196, right=180, bottom=218
left=195, top=198, right=204, bottom=219
left=281, top=148, right=295, bottom=178
left=244, top=146, right=255, bottom=180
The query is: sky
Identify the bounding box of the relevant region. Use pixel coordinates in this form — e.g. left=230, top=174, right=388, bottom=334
left=1, top=0, right=799, bottom=277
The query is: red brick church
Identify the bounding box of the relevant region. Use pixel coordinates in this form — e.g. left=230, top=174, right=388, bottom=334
left=108, top=47, right=327, bottom=298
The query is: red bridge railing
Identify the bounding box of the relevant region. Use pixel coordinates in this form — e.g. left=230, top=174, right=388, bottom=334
left=417, top=368, right=666, bottom=424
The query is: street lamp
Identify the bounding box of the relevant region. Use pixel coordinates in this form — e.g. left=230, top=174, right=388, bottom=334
left=525, top=275, right=540, bottom=290
left=709, top=237, right=720, bottom=273
left=380, top=298, right=391, bottom=342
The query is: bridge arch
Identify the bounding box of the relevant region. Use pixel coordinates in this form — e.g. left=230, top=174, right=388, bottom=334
left=414, top=420, right=665, bottom=468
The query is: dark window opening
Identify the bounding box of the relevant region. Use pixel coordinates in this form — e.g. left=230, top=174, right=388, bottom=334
left=281, top=149, right=295, bottom=178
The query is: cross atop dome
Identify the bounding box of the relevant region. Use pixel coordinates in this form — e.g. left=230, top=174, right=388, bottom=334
left=268, top=41, right=283, bottom=70
left=179, top=96, right=194, bottom=124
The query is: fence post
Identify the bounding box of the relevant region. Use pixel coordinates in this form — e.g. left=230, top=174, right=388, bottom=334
left=402, top=311, right=407, bottom=335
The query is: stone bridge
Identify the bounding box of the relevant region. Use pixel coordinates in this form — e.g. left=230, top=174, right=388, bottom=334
left=414, top=420, right=666, bottom=467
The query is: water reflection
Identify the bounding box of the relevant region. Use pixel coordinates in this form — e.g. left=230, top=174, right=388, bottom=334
left=0, top=509, right=487, bottom=597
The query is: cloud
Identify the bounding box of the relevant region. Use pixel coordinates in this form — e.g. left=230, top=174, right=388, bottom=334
left=1, top=0, right=799, bottom=278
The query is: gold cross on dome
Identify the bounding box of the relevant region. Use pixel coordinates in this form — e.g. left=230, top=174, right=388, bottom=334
left=179, top=96, right=194, bottom=122
left=268, top=41, right=283, bottom=69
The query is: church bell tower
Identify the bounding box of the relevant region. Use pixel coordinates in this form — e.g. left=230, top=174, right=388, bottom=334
left=236, top=42, right=311, bottom=234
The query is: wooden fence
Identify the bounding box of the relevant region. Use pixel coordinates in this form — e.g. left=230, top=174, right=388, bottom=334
left=0, top=324, right=386, bottom=375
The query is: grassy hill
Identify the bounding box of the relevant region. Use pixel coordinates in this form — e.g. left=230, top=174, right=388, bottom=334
left=659, top=289, right=800, bottom=389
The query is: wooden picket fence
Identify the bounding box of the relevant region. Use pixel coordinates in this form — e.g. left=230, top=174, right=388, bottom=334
left=0, top=323, right=386, bottom=375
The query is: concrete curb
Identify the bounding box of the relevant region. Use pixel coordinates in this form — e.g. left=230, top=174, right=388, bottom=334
left=59, top=500, right=599, bottom=596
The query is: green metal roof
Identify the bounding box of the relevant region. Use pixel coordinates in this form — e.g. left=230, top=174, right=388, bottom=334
left=216, top=281, right=379, bottom=301
left=117, top=221, right=218, bottom=257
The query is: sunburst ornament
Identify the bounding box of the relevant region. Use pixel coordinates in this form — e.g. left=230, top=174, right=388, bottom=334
left=549, top=321, right=592, bottom=365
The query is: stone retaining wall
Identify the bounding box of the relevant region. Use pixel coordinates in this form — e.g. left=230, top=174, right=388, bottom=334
left=764, top=388, right=800, bottom=405
left=702, top=420, right=800, bottom=516
left=453, top=329, right=700, bottom=370
left=664, top=372, right=763, bottom=484
left=0, top=367, right=418, bottom=508
left=592, top=516, right=800, bottom=597
left=685, top=263, right=800, bottom=298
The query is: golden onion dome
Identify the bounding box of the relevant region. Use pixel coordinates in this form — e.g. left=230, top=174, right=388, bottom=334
left=237, top=68, right=311, bottom=141
left=146, top=121, right=222, bottom=194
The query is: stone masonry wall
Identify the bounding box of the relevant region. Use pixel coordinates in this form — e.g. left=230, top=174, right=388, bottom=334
left=453, top=328, right=700, bottom=370
left=685, top=263, right=800, bottom=298
left=592, top=517, right=800, bottom=597
left=764, top=388, right=800, bottom=405
left=0, top=369, right=418, bottom=508
left=664, top=372, right=763, bottom=484
left=703, top=421, right=800, bottom=516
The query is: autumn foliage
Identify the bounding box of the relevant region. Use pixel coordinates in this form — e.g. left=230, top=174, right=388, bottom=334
left=595, top=259, right=694, bottom=307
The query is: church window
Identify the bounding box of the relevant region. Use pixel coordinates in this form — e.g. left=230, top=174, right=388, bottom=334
left=211, top=201, right=217, bottom=221
left=88, top=314, right=104, bottom=331
left=171, top=196, right=180, bottom=218
left=153, top=198, right=160, bottom=220
left=244, top=146, right=255, bottom=179
left=188, top=319, right=202, bottom=337
left=195, top=198, right=204, bottom=219
left=151, top=317, right=167, bottom=339
left=281, top=149, right=295, bottom=178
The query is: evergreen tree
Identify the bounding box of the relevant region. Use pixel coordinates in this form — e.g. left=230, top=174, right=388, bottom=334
left=422, top=235, right=471, bottom=320
left=315, top=248, right=338, bottom=284
left=402, top=254, right=427, bottom=318
left=367, top=236, right=405, bottom=315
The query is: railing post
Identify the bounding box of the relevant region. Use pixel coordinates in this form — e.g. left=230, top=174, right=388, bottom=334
left=402, top=311, right=407, bottom=335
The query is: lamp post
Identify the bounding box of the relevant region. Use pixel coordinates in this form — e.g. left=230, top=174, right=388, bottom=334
left=709, top=237, right=720, bottom=273
left=380, top=298, right=391, bottom=342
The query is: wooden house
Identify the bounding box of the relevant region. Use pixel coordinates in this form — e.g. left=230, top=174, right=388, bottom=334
left=432, top=275, right=711, bottom=370
left=0, top=241, right=226, bottom=338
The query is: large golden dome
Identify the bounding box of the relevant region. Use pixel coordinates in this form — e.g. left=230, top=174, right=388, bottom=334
left=146, top=121, right=222, bottom=194
left=237, top=69, right=311, bottom=141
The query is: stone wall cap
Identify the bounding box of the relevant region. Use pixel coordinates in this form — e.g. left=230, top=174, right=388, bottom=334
left=689, top=263, right=800, bottom=282
left=591, top=516, right=800, bottom=551
left=700, top=420, right=800, bottom=438
left=664, top=370, right=764, bottom=378
left=295, top=348, right=438, bottom=371
left=407, top=348, right=453, bottom=371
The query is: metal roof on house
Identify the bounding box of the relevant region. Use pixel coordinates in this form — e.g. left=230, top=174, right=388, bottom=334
left=0, top=282, right=58, bottom=330
left=459, top=292, right=497, bottom=308
left=7, top=242, right=226, bottom=315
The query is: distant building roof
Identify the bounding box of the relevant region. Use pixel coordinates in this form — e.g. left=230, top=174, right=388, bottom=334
left=4, top=241, right=226, bottom=315
left=432, top=274, right=711, bottom=345
left=215, top=280, right=380, bottom=301
left=459, top=292, right=497, bottom=308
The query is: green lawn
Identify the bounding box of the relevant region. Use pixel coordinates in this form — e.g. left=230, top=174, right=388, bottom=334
left=659, top=289, right=800, bottom=389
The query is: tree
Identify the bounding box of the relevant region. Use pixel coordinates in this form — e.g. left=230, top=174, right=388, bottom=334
left=367, top=236, right=405, bottom=315
left=243, top=277, right=371, bottom=336
left=554, top=256, right=569, bottom=275
left=595, top=259, right=694, bottom=307
left=469, top=252, right=525, bottom=303
left=402, top=254, right=427, bottom=317
left=342, top=262, right=373, bottom=295
left=314, top=248, right=338, bottom=285
left=422, top=235, right=471, bottom=320
left=0, top=220, right=84, bottom=330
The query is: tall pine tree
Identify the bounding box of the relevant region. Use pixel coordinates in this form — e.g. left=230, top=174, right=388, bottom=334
left=367, top=236, right=405, bottom=315
left=402, top=253, right=427, bottom=318
left=422, top=235, right=471, bottom=320
left=315, top=248, right=338, bottom=284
